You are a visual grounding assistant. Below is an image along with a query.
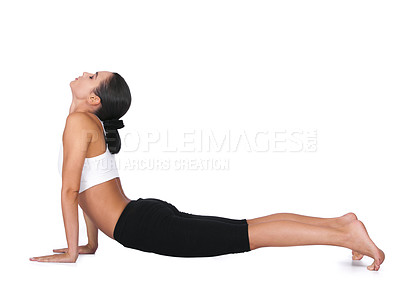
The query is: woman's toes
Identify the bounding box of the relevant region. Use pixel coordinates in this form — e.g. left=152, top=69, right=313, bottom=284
left=352, top=250, right=364, bottom=260
left=366, top=249, right=385, bottom=271
left=367, top=260, right=380, bottom=271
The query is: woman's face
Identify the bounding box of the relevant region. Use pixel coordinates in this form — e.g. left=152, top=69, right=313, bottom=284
left=70, top=71, right=113, bottom=100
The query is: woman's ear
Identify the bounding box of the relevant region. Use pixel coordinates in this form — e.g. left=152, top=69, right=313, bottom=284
left=88, top=93, right=101, bottom=105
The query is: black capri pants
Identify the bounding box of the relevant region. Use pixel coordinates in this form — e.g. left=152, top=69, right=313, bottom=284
left=113, top=198, right=251, bottom=257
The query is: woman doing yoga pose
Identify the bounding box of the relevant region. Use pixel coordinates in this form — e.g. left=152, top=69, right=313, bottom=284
left=29, top=71, right=385, bottom=271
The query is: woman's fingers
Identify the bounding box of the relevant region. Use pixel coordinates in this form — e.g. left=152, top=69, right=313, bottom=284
left=34, top=245, right=96, bottom=260
left=30, top=253, right=77, bottom=263
left=30, top=254, right=58, bottom=262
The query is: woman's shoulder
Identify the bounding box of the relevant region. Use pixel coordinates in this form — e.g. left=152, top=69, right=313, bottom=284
left=64, top=112, right=100, bottom=129
left=65, top=111, right=95, bottom=123
left=63, top=112, right=102, bottom=140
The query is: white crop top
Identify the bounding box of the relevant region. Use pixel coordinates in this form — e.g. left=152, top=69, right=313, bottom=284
left=58, top=116, right=120, bottom=193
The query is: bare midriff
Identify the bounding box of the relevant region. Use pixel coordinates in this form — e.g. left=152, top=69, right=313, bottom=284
left=77, top=178, right=131, bottom=239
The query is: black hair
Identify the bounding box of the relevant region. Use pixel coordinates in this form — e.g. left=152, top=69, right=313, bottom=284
left=93, top=72, right=131, bottom=154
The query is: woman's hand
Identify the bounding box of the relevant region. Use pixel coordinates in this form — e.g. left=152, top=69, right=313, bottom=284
left=53, top=244, right=97, bottom=255
left=29, top=251, right=78, bottom=263
left=29, top=243, right=97, bottom=263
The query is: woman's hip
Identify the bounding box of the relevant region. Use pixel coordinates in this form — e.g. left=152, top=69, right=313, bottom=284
left=113, top=197, right=250, bottom=257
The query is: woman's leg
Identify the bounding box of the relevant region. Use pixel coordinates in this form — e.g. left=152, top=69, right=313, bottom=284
left=246, top=212, right=357, bottom=228
left=246, top=212, right=364, bottom=260
left=248, top=219, right=385, bottom=271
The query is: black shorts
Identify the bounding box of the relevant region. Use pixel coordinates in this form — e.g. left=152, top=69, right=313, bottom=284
left=113, top=198, right=251, bottom=258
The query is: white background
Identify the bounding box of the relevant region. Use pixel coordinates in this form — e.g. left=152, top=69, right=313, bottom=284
left=1, top=0, right=399, bottom=299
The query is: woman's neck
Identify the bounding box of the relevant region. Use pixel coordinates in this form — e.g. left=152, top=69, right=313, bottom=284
left=69, top=100, right=91, bottom=115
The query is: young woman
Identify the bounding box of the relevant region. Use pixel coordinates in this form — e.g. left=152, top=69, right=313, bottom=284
left=29, top=71, right=385, bottom=271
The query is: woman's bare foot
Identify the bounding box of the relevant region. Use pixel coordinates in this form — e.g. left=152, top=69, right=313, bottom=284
left=343, top=220, right=385, bottom=271
left=336, top=213, right=365, bottom=260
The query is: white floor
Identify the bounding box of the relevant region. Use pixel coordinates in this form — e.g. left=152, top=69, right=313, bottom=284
left=10, top=227, right=398, bottom=299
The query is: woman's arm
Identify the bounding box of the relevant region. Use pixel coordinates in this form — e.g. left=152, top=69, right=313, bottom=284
left=50, top=209, right=98, bottom=255
left=83, top=211, right=98, bottom=250
left=60, top=112, right=94, bottom=259
left=30, top=112, right=95, bottom=263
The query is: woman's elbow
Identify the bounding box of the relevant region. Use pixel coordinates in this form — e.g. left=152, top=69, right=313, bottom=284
left=61, top=187, right=79, bottom=201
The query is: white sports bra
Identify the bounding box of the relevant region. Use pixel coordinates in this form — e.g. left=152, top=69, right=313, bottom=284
left=58, top=115, right=120, bottom=193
